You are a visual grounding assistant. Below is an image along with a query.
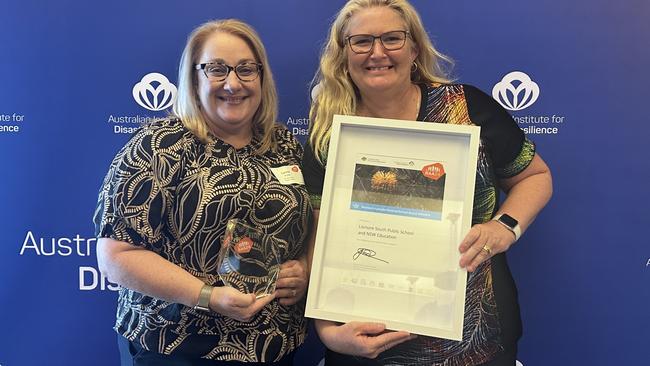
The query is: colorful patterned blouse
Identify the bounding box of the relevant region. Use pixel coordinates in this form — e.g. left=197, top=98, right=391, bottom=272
left=302, top=84, right=535, bottom=366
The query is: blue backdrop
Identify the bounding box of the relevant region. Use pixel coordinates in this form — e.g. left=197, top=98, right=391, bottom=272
left=1, top=1, right=648, bottom=365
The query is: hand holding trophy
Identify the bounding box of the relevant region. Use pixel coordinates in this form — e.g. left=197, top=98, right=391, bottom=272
left=217, top=219, right=282, bottom=298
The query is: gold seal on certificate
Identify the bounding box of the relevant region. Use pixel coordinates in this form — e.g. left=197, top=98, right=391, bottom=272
left=217, top=219, right=281, bottom=298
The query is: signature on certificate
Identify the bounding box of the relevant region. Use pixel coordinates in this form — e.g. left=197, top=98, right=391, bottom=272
left=353, top=248, right=389, bottom=264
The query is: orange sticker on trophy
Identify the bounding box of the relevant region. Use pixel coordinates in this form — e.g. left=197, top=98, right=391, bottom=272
left=421, top=163, right=446, bottom=180
left=234, top=237, right=253, bottom=254
left=222, top=234, right=232, bottom=248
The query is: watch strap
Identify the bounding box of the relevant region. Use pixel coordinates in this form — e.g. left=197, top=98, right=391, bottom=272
left=193, top=284, right=213, bottom=312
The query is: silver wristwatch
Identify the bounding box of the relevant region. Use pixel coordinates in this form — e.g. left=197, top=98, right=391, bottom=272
left=193, top=284, right=214, bottom=312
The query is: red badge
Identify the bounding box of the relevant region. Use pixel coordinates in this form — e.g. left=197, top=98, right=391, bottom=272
left=234, top=237, right=253, bottom=254
left=421, top=163, right=445, bottom=180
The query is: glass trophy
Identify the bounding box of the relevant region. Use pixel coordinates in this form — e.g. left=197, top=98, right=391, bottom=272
left=216, top=219, right=282, bottom=298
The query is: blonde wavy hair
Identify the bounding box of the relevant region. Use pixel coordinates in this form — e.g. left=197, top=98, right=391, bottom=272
left=309, top=0, right=453, bottom=161
left=173, top=19, right=279, bottom=153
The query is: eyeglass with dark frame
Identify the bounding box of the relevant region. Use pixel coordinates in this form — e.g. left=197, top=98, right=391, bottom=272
left=346, top=30, right=410, bottom=54
left=195, top=61, right=263, bottom=82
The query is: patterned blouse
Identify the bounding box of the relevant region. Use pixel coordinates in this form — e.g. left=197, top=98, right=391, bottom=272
left=302, top=84, right=535, bottom=366
left=94, top=118, right=313, bottom=362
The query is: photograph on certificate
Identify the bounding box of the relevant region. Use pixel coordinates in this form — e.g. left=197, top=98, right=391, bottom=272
left=350, top=154, right=446, bottom=220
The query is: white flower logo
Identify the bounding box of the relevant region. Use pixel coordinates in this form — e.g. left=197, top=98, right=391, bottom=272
left=132, top=73, right=177, bottom=111
left=492, top=71, right=539, bottom=111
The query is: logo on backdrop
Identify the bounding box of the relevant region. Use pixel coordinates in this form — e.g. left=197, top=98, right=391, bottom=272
left=107, top=72, right=177, bottom=134
left=492, top=70, right=566, bottom=136
left=132, top=72, right=177, bottom=111
left=492, top=71, right=539, bottom=111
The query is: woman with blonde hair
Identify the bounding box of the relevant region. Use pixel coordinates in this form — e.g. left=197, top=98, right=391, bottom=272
left=303, top=0, right=553, bottom=365
left=95, top=19, right=312, bottom=365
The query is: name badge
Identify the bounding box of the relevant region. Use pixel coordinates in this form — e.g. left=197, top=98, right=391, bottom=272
left=270, top=165, right=305, bottom=185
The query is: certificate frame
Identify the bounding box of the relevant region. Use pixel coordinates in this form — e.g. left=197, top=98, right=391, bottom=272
left=305, top=114, right=480, bottom=341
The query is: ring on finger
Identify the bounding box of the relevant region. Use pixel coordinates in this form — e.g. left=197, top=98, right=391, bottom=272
left=291, top=289, right=297, bottom=297
left=482, top=245, right=492, bottom=255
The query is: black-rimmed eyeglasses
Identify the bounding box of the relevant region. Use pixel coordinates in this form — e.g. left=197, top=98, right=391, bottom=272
left=195, top=61, right=263, bottom=82
left=346, top=30, right=410, bottom=54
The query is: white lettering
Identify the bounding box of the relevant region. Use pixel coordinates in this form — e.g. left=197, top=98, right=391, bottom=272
left=0, top=124, right=20, bottom=132
left=20, top=231, right=95, bottom=257
left=291, top=127, right=308, bottom=136
left=57, top=238, right=73, bottom=256
left=286, top=117, right=310, bottom=126
left=79, top=266, right=98, bottom=290
left=108, top=115, right=155, bottom=124
left=79, top=266, right=119, bottom=291
left=513, top=115, right=549, bottom=124
left=74, top=235, right=93, bottom=256
left=520, top=126, right=558, bottom=135
left=20, top=231, right=40, bottom=255
left=114, top=125, right=139, bottom=134
left=40, top=237, right=57, bottom=256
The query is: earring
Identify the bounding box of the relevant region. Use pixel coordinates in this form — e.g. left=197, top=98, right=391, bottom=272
left=411, top=62, right=418, bottom=73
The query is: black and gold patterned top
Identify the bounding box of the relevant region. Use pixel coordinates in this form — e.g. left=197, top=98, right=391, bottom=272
left=94, top=118, right=313, bottom=362
left=302, top=84, right=535, bottom=366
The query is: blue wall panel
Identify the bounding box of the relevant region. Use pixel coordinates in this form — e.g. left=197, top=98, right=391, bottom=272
left=1, top=1, right=648, bottom=365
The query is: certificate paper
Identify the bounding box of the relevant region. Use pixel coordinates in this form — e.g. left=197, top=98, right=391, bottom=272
left=305, top=115, right=480, bottom=341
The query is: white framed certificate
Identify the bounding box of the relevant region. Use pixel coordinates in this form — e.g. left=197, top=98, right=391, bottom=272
left=305, top=114, right=480, bottom=341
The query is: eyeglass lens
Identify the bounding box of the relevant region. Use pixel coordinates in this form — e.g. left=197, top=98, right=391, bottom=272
left=348, top=31, right=407, bottom=53
left=203, top=62, right=260, bottom=81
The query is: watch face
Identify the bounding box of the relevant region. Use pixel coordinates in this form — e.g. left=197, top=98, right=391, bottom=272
left=499, top=214, right=518, bottom=228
